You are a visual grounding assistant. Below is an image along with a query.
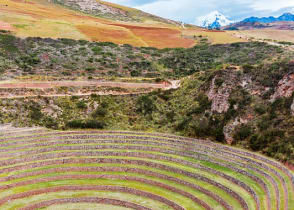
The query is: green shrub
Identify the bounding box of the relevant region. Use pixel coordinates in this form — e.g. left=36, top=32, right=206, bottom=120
left=76, top=100, right=87, bottom=109
left=92, top=107, right=107, bottom=118
left=214, top=78, right=224, bottom=87
left=233, top=125, right=252, bottom=141
left=136, top=95, right=155, bottom=115
left=257, top=118, right=271, bottom=131
left=28, top=102, right=43, bottom=121
left=254, top=104, right=267, bottom=115
left=67, top=119, right=105, bottom=129
left=242, top=64, right=254, bottom=73
left=91, top=46, right=103, bottom=54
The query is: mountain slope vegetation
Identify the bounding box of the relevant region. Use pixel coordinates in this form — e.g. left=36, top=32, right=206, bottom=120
left=0, top=32, right=280, bottom=79
left=1, top=32, right=294, bottom=165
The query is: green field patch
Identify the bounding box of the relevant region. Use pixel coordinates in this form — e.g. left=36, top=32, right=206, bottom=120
left=1, top=190, right=168, bottom=210
left=0, top=179, right=203, bottom=210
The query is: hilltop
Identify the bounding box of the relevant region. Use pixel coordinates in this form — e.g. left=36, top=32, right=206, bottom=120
left=0, top=0, right=195, bottom=48
left=196, top=11, right=233, bottom=29
left=0, top=0, right=244, bottom=48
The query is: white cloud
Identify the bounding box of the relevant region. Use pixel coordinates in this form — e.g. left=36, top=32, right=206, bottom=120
left=251, top=0, right=294, bottom=11
left=135, top=0, right=197, bottom=21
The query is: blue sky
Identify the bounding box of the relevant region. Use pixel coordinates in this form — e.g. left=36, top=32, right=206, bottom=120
left=105, top=0, right=294, bottom=23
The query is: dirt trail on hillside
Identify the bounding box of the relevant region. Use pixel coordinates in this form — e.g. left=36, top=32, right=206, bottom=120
left=0, top=81, right=169, bottom=89
left=0, top=80, right=180, bottom=98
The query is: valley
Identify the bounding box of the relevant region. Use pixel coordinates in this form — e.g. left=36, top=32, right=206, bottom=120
left=0, top=0, right=294, bottom=209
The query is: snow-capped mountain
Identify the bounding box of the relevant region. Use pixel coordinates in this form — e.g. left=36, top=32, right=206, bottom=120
left=242, top=13, right=294, bottom=23
left=195, top=11, right=233, bottom=29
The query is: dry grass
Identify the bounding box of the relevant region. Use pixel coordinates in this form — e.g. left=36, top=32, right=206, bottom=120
left=236, top=30, right=294, bottom=43
left=183, top=29, right=246, bottom=44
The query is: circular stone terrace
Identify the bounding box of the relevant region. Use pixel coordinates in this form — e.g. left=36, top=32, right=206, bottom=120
left=0, top=127, right=293, bottom=210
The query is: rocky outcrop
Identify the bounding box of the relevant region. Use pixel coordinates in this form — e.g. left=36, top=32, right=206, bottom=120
left=54, top=0, right=127, bottom=17
left=207, top=71, right=239, bottom=113
left=207, top=77, right=231, bottom=113
left=271, top=74, right=294, bottom=100
left=223, top=115, right=254, bottom=144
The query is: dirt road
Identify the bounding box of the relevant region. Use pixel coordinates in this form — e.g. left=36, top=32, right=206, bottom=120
left=0, top=81, right=174, bottom=89
left=0, top=80, right=180, bottom=98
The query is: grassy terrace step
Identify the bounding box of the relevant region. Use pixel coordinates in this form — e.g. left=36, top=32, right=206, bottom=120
left=0, top=144, right=264, bottom=209
left=19, top=197, right=152, bottom=210
left=0, top=135, right=284, bottom=208
left=0, top=139, right=288, bottom=210
left=0, top=155, right=247, bottom=209
left=0, top=136, right=278, bottom=208
left=0, top=185, right=186, bottom=210
left=0, top=167, right=231, bottom=209
left=0, top=143, right=263, bottom=199
left=4, top=191, right=169, bottom=210
left=0, top=129, right=293, bottom=210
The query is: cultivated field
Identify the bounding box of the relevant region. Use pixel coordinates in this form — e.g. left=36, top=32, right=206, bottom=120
left=182, top=29, right=245, bottom=44
left=0, top=0, right=246, bottom=48
left=0, top=0, right=196, bottom=48
left=0, top=126, right=293, bottom=209
left=235, top=30, right=294, bottom=43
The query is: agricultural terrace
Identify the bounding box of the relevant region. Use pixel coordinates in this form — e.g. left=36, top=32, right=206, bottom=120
left=0, top=127, right=293, bottom=209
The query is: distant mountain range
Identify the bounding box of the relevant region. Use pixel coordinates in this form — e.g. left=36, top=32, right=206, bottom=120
left=195, top=11, right=233, bottom=29
left=223, top=13, right=294, bottom=30
left=196, top=11, right=294, bottom=30
left=242, top=13, right=294, bottom=23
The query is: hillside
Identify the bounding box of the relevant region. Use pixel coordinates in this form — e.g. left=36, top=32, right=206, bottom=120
left=2, top=32, right=294, bottom=166
left=0, top=31, right=248, bottom=80
left=1, top=1, right=294, bottom=209
left=0, top=0, right=194, bottom=48
left=0, top=0, right=245, bottom=48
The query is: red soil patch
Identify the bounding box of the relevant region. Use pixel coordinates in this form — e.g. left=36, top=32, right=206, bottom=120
left=0, top=21, right=12, bottom=31
left=111, top=24, right=195, bottom=49
left=76, top=25, right=144, bottom=46
left=284, top=162, right=294, bottom=172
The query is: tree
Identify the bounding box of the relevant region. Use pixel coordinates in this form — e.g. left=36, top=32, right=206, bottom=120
left=136, top=95, right=155, bottom=115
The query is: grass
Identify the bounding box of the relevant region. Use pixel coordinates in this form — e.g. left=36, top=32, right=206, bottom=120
left=0, top=129, right=293, bottom=209
left=2, top=190, right=169, bottom=210
left=2, top=171, right=222, bottom=208
left=182, top=30, right=246, bottom=44
left=238, top=30, right=294, bottom=43
left=0, top=149, right=256, bottom=209
left=1, top=162, right=238, bottom=209
left=43, top=203, right=130, bottom=210
left=2, top=179, right=204, bottom=210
